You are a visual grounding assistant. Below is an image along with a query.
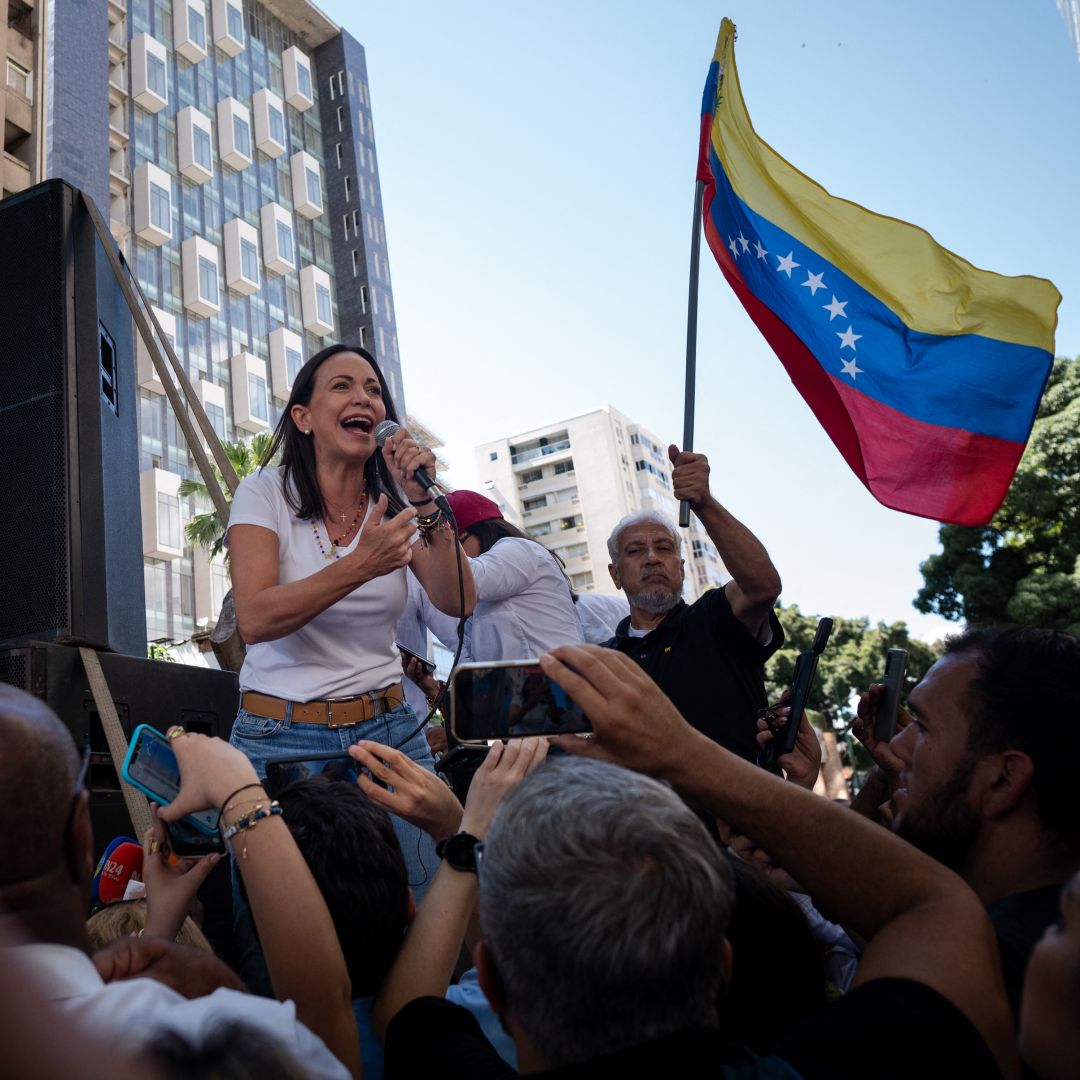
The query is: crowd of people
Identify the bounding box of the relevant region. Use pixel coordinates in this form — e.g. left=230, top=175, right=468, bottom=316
left=2, top=343, right=1078, bottom=1079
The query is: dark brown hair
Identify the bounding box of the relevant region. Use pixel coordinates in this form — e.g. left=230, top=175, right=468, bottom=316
left=260, top=343, right=404, bottom=521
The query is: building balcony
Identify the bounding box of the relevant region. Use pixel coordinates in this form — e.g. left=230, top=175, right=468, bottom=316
left=4, top=88, right=32, bottom=135
left=108, top=63, right=128, bottom=107
left=107, top=0, right=127, bottom=25
left=3, top=152, right=31, bottom=196
left=510, top=438, right=571, bottom=468
left=108, top=22, right=128, bottom=65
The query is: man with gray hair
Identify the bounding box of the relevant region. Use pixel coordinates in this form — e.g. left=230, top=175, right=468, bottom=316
left=605, top=445, right=782, bottom=761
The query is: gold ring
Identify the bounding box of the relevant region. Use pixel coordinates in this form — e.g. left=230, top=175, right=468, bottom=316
left=165, top=725, right=185, bottom=741
left=149, top=840, right=162, bottom=855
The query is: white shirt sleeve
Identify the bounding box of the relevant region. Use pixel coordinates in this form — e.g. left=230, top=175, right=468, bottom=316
left=227, top=468, right=281, bottom=534
left=468, top=539, right=543, bottom=603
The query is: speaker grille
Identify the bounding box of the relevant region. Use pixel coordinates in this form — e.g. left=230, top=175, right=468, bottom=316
left=0, top=649, right=31, bottom=693
left=0, top=187, right=70, bottom=641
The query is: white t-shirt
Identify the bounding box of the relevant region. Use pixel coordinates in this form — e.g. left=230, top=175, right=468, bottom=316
left=464, top=537, right=585, bottom=661
left=228, top=466, right=406, bottom=702
left=16, top=943, right=349, bottom=1080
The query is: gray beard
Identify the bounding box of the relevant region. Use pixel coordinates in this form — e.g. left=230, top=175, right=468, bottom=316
left=627, top=585, right=682, bottom=616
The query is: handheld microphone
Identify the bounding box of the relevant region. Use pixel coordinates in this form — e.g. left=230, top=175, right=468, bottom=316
left=93, top=838, right=144, bottom=905
left=374, top=420, right=453, bottom=519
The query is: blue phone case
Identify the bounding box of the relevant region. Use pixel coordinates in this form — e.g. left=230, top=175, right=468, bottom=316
left=121, top=724, right=221, bottom=835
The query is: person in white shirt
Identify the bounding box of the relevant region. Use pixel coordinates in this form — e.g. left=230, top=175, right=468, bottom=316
left=444, top=490, right=585, bottom=663
left=227, top=344, right=475, bottom=896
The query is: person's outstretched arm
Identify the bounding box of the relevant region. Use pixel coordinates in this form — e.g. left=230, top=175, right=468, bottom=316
left=372, top=738, right=549, bottom=1038
left=546, top=644, right=1018, bottom=1080
left=160, top=734, right=361, bottom=1080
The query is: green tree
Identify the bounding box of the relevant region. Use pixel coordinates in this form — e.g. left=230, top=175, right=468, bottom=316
left=914, top=356, right=1080, bottom=635
left=179, top=432, right=276, bottom=557
left=765, top=605, right=941, bottom=731
left=766, top=605, right=943, bottom=792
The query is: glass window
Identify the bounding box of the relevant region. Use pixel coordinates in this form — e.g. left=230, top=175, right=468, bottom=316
left=286, top=346, right=303, bottom=383
left=147, top=54, right=167, bottom=97
left=158, top=493, right=181, bottom=549
left=227, top=2, right=244, bottom=41
left=554, top=459, right=574, bottom=475
left=6, top=59, right=32, bottom=100
left=344, top=176, right=351, bottom=201
left=194, top=125, right=212, bottom=169
left=523, top=495, right=547, bottom=512
left=316, top=284, right=332, bottom=325
left=150, top=182, right=171, bottom=231
left=297, top=61, right=312, bottom=99
left=526, top=522, right=551, bottom=538
left=211, top=560, right=229, bottom=612
left=358, top=284, right=368, bottom=314
left=351, top=249, right=360, bottom=277
left=240, top=237, right=259, bottom=282
left=248, top=372, right=268, bottom=421
left=520, top=468, right=543, bottom=483
left=188, top=7, right=206, bottom=47
left=198, top=255, right=218, bottom=303
left=276, top=221, right=293, bottom=265
left=269, top=104, right=285, bottom=144
left=233, top=115, right=251, bottom=158
left=206, top=401, right=226, bottom=441
left=305, top=168, right=321, bottom=206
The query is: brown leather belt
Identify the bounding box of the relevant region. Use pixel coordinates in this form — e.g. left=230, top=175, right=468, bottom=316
left=241, top=683, right=405, bottom=729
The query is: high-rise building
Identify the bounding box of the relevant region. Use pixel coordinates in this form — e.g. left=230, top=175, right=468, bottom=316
left=475, top=407, right=727, bottom=602
left=2, top=0, right=403, bottom=644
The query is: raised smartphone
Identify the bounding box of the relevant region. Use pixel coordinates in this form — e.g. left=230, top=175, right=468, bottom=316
left=450, top=659, right=591, bottom=743
left=121, top=724, right=224, bottom=855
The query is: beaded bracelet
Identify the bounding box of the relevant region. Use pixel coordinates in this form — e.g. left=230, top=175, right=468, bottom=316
left=221, top=800, right=283, bottom=859
left=220, top=782, right=266, bottom=817
left=416, top=510, right=450, bottom=548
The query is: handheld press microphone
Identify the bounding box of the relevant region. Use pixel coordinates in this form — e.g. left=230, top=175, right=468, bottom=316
left=373, top=420, right=453, bottom=519
left=93, top=838, right=144, bottom=905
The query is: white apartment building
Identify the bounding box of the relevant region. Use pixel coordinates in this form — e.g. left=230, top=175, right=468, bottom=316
left=475, top=406, right=727, bottom=602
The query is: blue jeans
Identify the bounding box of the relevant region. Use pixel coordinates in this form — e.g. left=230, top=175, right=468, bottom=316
left=228, top=698, right=439, bottom=993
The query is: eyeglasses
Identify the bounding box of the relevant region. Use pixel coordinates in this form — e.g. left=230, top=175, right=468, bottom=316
left=62, top=743, right=91, bottom=842
left=73, top=742, right=91, bottom=794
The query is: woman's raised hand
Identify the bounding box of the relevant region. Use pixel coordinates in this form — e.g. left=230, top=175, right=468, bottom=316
left=346, top=493, right=416, bottom=580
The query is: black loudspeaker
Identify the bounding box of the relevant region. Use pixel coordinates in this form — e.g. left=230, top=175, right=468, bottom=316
left=0, top=642, right=239, bottom=859
left=0, top=180, right=145, bottom=655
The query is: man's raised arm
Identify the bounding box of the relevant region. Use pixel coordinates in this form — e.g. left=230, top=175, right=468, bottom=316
left=545, top=644, right=1018, bottom=1080
left=668, top=444, right=781, bottom=639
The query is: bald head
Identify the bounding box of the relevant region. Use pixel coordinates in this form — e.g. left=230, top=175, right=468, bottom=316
left=0, top=685, right=82, bottom=884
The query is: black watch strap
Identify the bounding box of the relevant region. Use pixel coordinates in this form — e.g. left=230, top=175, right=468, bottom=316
left=435, top=831, right=481, bottom=873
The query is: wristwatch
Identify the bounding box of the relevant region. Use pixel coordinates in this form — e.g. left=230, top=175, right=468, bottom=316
left=435, top=831, right=482, bottom=873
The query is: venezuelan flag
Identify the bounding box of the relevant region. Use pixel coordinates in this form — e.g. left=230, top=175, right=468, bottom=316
left=699, top=19, right=1060, bottom=526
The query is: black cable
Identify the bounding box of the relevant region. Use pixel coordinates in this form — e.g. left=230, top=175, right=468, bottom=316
left=392, top=504, right=467, bottom=750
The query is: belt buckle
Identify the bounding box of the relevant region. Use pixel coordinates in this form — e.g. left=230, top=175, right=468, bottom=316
left=325, top=696, right=360, bottom=729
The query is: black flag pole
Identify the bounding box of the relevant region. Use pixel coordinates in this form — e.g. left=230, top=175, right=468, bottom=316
left=679, top=178, right=706, bottom=528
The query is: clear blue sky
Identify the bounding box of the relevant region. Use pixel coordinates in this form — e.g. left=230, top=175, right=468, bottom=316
left=318, top=0, right=1080, bottom=640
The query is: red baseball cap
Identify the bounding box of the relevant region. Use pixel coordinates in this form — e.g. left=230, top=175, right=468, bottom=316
left=446, top=490, right=503, bottom=534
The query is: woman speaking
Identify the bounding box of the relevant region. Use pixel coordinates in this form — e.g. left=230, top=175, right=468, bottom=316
left=226, top=343, right=474, bottom=889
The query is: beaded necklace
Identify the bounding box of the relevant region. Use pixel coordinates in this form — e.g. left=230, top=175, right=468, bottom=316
left=312, top=491, right=367, bottom=560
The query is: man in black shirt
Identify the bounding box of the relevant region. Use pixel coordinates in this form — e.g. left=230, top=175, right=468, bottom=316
left=380, top=646, right=1016, bottom=1080
left=852, top=625, right=1080, bottom=1021
left=605, top=445, right=783, bottom=761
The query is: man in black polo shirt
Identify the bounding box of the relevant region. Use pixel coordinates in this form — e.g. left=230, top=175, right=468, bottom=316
left=606, top=445, right=783, bottom=761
